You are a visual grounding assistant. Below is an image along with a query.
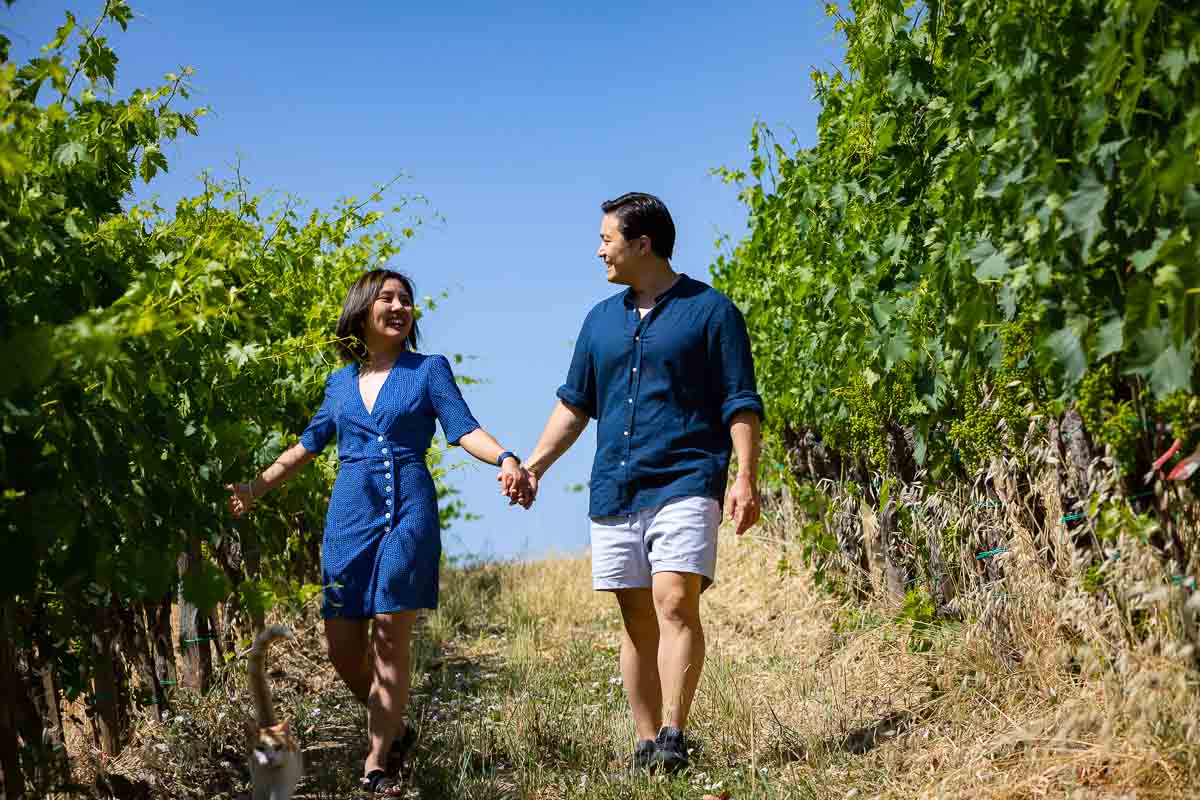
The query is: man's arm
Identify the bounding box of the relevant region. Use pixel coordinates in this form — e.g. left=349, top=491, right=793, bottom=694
left=524, top=400, right=591, bottom=482
left=724, top=409, right=762, bottom=535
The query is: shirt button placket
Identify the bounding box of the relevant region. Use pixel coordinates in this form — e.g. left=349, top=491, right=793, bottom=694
left=626, top=323, right=644, bottom=478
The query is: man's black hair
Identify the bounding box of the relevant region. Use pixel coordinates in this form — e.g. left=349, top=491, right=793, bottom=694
left=600, top=192, right=676, bottom=261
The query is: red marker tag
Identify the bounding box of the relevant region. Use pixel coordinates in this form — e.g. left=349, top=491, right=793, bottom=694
left=1167, top=450, right=1200, bottom=481
left=1152, top=438, right=1182, bottom=472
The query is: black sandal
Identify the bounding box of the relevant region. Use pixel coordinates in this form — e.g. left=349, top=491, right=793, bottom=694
left=386, top=725, right=417, bottom=776
left=360, top=768, right=406, bottom=797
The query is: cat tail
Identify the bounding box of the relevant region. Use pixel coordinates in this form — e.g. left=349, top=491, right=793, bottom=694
left=247, top=624, right=292, bottom=727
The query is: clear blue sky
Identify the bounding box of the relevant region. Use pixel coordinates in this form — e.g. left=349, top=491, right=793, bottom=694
left=6, top=1, right=844, bottom=560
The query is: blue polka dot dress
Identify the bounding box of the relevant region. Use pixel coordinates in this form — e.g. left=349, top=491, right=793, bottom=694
left=300, top=352, right=479, bottom=618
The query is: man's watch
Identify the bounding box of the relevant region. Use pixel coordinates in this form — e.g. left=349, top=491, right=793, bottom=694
left=496, top=450, right=519, bottom=468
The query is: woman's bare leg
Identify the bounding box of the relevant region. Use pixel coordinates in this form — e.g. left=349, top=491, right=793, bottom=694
left=324, top=617, right=372, bottom=704
left=363, top=611, right=416, bottom=776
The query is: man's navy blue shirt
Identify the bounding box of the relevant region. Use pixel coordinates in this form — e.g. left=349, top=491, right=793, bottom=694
left=557, top=274, right=765, bottom=518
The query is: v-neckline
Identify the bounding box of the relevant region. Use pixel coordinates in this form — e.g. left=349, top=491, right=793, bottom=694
left=356, top=356, right=401, bottom=418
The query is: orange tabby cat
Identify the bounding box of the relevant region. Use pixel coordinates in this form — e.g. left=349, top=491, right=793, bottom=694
left=246, top=624, right=303, bottom=800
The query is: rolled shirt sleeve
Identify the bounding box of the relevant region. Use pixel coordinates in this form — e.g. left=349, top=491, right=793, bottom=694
left=300, top=375, right=337, bottom=453
left=556, top=314, right=598, bottom=418
left=709, top=301, right=765, bottom=427
left=427, top=355, right=481, bottom=445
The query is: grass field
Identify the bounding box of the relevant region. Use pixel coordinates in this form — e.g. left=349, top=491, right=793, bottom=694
left=87, top=499, right=1200, bottom=799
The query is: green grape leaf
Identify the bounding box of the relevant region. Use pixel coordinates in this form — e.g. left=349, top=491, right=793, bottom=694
left=181, top=560, right=231, bottom=615
left=1095, top=316, right=1124, bottom=360
left=1060, top=172, right=1108, bottom=261
left=1045, top=320, right=1089, bottom=386
left=884, top=330, right=913, bottom=368
left=1148, top=342, right=1194, bottom=398
left=1159, top=48, right=1188, bottom=84
left=54, top=141, right=87, bottom=166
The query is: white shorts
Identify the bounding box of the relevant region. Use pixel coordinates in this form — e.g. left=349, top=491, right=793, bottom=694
left=589, top=496, right=720, bottom=592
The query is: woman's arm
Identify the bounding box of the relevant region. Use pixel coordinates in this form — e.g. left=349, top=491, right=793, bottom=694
left=227, top=442, right=318, bottom=517
left=457, top=428, right=531, bottom=506
left=457, top=427, right=513, bottom=467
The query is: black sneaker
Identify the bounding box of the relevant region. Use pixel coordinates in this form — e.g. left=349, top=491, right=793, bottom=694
left=651, top=726, right=689, bottom=773
left=630, top=738, right=656, bottom=771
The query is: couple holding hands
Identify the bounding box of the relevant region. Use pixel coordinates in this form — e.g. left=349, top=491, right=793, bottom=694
left=227, top=192, right=763, bottom=796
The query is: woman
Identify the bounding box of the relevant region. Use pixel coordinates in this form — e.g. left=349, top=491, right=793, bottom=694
left=227, top=269, right=531, bottom=796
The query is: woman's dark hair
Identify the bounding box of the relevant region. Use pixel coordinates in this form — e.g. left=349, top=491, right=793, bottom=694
left=600, top=192, right=676, bottom=261
left=334, top=269, right=420, bottom=362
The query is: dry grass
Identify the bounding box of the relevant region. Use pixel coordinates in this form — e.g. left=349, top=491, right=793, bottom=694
left=70, top=491, right=1200, bottom=799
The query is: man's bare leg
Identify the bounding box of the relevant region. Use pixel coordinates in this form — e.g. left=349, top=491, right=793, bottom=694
left=614, top=588, right=662, bottom=742
left=652, top=571, right=704, bottom=730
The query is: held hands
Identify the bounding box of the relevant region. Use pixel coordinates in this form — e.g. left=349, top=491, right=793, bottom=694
left=497, top=460, right=537, bottom=510
left=226, top=482, right=258, bottom=518
left=724, top=473, right=761, bottom=536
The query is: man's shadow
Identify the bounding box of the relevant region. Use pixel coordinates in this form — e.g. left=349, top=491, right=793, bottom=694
left=763, top=705, right=931, bottom=765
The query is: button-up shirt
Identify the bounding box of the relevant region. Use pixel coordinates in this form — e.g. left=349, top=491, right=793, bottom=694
left=557, top=274, right=764, bottom=517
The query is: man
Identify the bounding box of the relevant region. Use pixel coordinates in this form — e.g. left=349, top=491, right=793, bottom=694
left=516, top=192, right=764, bottom=772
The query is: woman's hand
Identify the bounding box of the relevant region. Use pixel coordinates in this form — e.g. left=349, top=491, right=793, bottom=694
left=497, top=461, right=536, bottom=509
left=223, top=445, right=314, bottom=518
left=226, top=482, right=258, bottom=518
left=498, top=458, right=525, bottom=502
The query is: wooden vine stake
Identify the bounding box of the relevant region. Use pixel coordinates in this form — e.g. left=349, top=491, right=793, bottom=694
left=177, top=536, right=213, bottom=692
